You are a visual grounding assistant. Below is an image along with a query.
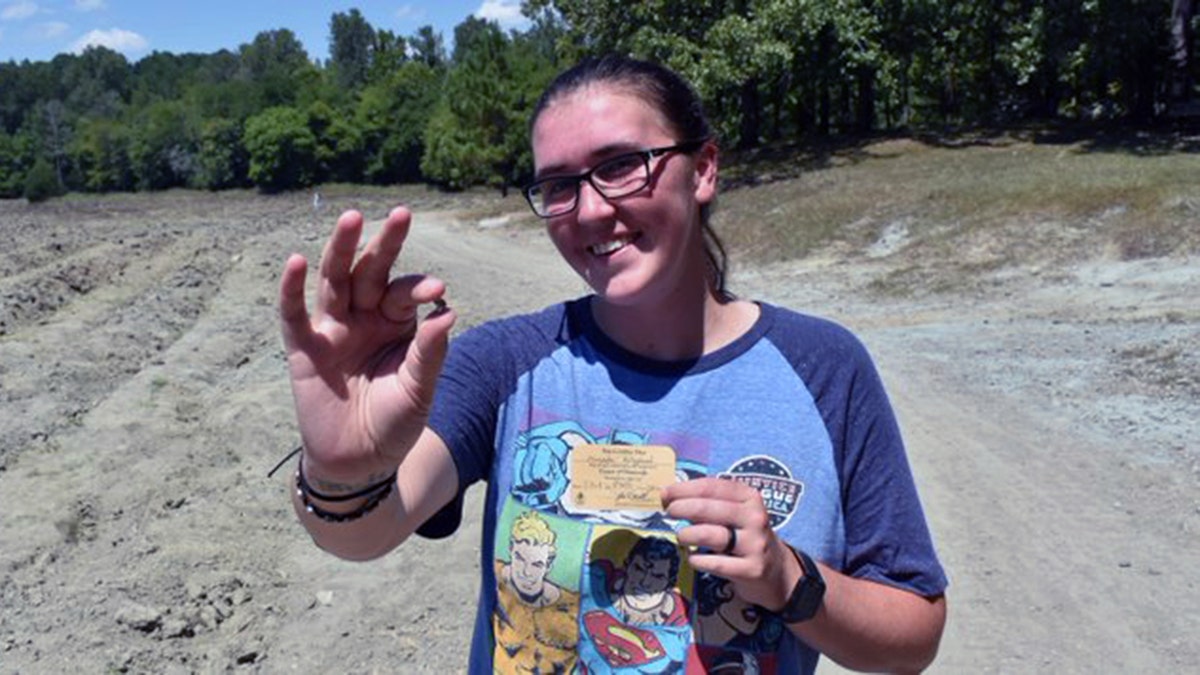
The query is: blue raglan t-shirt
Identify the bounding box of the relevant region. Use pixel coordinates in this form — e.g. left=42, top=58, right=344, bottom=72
left=424, top=297, right=947, bottom=674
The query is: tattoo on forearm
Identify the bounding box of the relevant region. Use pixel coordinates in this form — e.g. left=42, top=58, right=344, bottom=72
left=310, top=472, right=393, bottom=495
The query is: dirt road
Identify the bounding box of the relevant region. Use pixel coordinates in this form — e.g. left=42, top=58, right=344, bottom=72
left=1, top=191, right=1196, bottom=673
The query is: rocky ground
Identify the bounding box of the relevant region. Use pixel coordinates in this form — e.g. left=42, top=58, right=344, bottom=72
left=0, top=183, right=1197, bottom=674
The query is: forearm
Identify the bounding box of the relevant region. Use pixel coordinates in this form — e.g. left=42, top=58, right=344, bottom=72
left=291, top=429, right=460, bottom=561
left=793, top=563, right=947, bottom=673
left=290, top=462, right=410, bottom=561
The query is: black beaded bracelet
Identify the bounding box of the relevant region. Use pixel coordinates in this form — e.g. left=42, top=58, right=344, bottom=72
left=295, top=468, right=395, bottom=523
left=296, top=456, right=397, bottom=502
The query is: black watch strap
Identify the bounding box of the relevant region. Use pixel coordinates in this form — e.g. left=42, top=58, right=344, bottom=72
left=779, top=546, right=826, bottom=624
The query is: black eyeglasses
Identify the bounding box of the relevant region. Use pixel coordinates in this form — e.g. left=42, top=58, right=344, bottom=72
left=523, top=140, right=707, bottom=218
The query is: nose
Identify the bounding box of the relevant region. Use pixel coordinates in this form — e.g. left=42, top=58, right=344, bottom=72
left=575, top=180, right=615, bottom=223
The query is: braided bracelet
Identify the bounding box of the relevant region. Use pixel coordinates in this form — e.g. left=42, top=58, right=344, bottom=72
left=296, top=468, right=395, bottom=523
left=297, top=456, right=396, bottom=502
left=293, top=455, right=398, bottom=523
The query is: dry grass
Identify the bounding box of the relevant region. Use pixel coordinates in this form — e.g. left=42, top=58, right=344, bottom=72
left=714, top=131, right=1200, bottom=282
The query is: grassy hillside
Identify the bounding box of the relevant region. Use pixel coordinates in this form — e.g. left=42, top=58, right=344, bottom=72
left=715, top=131, right=1200, bottom=294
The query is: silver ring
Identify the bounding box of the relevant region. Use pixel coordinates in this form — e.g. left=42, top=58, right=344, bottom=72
left=722, top=525, right=738, bottom=555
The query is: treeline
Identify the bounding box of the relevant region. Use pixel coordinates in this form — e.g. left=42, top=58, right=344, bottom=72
left=0, top=1, right=1193, bottom=201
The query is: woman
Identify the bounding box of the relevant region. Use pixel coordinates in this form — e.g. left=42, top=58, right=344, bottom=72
left=279, top=55, right=947, bottom=674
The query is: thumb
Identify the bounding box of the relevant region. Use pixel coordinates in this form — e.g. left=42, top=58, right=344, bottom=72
left=400, top=303, right=456, bottom=409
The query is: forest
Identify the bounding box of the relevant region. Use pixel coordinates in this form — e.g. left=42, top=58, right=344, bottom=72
left=0, top=0, right=1195, bottom=201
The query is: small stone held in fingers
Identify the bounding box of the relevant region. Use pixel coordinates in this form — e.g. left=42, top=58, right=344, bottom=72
left=430, top=298, right=449, bottom=317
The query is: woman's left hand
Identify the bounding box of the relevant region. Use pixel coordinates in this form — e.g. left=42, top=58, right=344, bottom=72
left=661, top=476, right=800, bottom=611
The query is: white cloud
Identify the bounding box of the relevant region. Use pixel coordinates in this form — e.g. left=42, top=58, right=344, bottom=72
left=394, top=4, right=425, bottom=22
left=34, top=19, right=67, bottom=37
left=475, top=0, right=526, bottom=28
left=70, top=27, right=147, bottom=54
left=74, top=0, right=105, bottom=11
left=1, top=1, right=39, bottom=21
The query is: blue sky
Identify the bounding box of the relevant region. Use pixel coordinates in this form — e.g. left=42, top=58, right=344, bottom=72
left=0, top=1, right=530, bottom=63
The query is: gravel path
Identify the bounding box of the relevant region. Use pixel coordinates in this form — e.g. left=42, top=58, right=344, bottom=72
left=1, top=191, right=1196, bottom=673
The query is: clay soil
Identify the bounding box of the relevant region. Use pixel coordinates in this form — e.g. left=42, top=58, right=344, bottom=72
left=1, top=174, right=1197, bottom=673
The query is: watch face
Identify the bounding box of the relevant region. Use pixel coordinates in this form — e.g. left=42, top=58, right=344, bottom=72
left=781, top=549, right=825, bottom=623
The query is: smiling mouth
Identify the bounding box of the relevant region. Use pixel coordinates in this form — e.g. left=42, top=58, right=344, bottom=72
left=589, top=234, right=637, bottom=257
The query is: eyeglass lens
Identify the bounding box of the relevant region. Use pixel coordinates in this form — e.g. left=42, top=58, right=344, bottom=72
left=529, top=152, right=650, bottom=217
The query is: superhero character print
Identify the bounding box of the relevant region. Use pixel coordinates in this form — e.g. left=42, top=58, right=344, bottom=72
left=578, top=527, right=694, bottom=674
left=493, top=502, right=586, bottom=674
left=686, top=572, right=784, bottom=674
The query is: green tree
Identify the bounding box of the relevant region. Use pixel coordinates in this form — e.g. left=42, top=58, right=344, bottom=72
left=0, top=62, right=26, bottom=133
left=194, top=117, right=248, bottom=190
left=0, top=129, right=34, bottom=198
left=130, top=51, right=212, bottom=107
left=184, top=79, right=264, bottom=124
left=329, top=9, right=375, bottom=90
left=409, top=25, right=448, bottom=68
left=62, top=46, right=129, bottom=118
left=32, top=99, right=72, bottom=190
left=532, top=0, right=889, bottom=139
left=421, top=18, right=510, bottom=189
left=23, top=155, right=64, bottom=202
left=238, top=29, right=311, bottom=106
left=72, top=117, right=133, bottom=192
left=307, top=100, right=365, bottom=183
left=369, top=29, right=409, bottom=83
left=127, top=99, right=195, bottom=190
left=243, top=105, right=317, bottom=191
left=422, top=17, right=552, bottom=190
left=357, top=60, right=442, bottom=183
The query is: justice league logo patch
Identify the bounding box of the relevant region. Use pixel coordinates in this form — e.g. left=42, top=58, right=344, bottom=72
left=720, top=455, right=804, bottom=529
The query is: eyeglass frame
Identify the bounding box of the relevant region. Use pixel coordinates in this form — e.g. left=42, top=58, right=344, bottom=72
left=522, top=139, right=709, bottom=218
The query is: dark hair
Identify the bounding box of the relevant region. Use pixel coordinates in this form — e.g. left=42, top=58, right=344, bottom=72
left=695, top=572, right=737, bottom=616
left=531, top=54, right=731, bottom=299
left=625, top=536, right=681, bottom=585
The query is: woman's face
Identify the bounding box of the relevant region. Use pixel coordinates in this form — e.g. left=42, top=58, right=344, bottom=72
left=531, top=85, right=716, bottom=309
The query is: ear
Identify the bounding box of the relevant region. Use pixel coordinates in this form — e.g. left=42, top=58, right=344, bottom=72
left=692, top=140, right=719, bottom=205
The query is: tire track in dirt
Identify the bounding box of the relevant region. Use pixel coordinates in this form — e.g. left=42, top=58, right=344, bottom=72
left=878, top=347, right=1195, bottom=672
left=1, top=227, right=241, bottom=471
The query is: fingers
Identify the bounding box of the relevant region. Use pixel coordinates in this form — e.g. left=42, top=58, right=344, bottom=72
left=675, top=522, right=740, bottom=554
left=279, top=253, right=313, bottom=350
left=351, top=206, right=412, bottom=312
left=664, top=476, right=771, bottom=566
left=661, top=476, right=758, bottom=524
left=316, top=210, right=365, bottom=319
left=282, top=206, right=449, bottom=353
left=397, top=292, right=457, bottom=408
left=375, top=273, right=442, bottom=325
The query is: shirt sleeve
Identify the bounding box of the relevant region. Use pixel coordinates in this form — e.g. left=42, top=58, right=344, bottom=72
left=419, top=304, right=570, bottom=538
left=835, top=340, right=947, bottom=596
left=770, top=308, right=948, bottom=597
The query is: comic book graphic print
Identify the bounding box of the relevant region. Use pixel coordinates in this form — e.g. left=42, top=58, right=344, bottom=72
left=578, top=526, right=694, bottom=674
left=493, top=501, right=587, bottom=674
left=497, top=418, right=802, bottom=674
left=510, top=420, right=706, bottom=529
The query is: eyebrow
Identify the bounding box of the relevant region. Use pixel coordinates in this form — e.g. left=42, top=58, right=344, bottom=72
left=534, top=142, right=647, bottom=180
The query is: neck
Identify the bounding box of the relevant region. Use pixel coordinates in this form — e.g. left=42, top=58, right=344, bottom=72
left=591, top=284, right=756, bottom=362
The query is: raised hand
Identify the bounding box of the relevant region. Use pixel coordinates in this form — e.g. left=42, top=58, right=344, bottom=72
left=279, top=206, right=455, bottom=485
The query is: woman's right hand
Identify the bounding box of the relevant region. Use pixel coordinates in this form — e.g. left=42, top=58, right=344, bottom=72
left=278, top=206, right=455, bottom=486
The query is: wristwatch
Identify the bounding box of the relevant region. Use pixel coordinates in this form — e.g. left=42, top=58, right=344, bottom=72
left=779, top=546, right=826, bottom=623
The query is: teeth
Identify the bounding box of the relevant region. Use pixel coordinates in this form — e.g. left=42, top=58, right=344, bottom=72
left=590, top=236, right=632, bottom=256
